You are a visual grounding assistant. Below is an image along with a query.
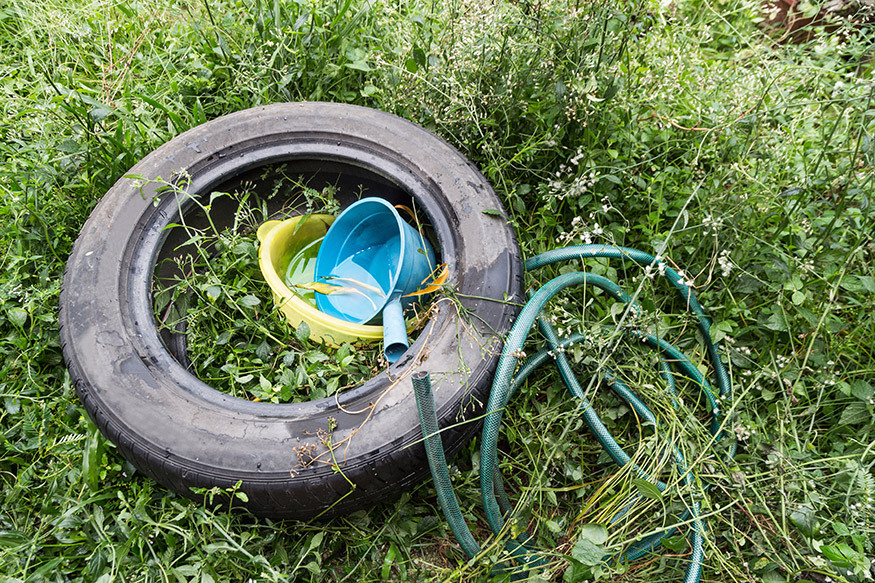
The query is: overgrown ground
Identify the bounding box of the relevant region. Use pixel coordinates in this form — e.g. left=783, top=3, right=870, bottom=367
left=1, top=0, right=873, bottom=581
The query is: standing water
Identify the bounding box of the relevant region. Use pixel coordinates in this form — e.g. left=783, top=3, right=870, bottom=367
left=283, top=236, right=324, bottom=305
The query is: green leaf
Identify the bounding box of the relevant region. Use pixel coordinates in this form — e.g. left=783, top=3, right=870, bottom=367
left=412, top=46, right=426, bottom=67
left=89, top=106, right=113, bottom=122
left=632, top=478, right=663, bottom=501
left=57, top=138, right=82, bottom=153
left=232, top=240, right=255, bottom=256
left=205, top=285, right=221, bottom=301
left=564, top=559, right=591, bottom=583
left=345, top=60, right=371, bottom=72
left=7, top=308, right=27, bottom=328
left=238, top=294, right=261, bottom=307
left=789, top=507, right=819, bottom=538
left=296, top=321, right=311, bottom=343
left=0, top=530, right=29, bottom=549
left=839, top=403, right=871, bottom=426
left=203, top=543, right=235, bottom=553
left=761, top=569, right=786, bottom=583
left=482, top=208, right=504, bottom=217
left=302, top=561, right=321, bottom=575
left=858, top=275, right=875, bottom=293
left=661, top=534, right=687, bottom=552
left=763, top=311, right=789, bottom=332
left=850, top=380, right=873, bottom=401
left=571, top=524, right=607, bottom=566
left=209, top=190, right=228, bottom=206
left=306, top=531, right=324, bottom=554
left=83, top=422, right=105, bottom=492
left=821, top=543, right=861, bottom=569
left=4, top=397, right=20, bottom=415
left=578, top=523, right=607, bottom=545
left=382, top=542, right=397, bottom=580
left=710, top=320, right=734, bottom=343
left=255, top=340, right=271, bottom=360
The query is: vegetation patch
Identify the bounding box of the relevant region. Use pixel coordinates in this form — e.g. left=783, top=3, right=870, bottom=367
left=1, top=0, right=872, bottom=581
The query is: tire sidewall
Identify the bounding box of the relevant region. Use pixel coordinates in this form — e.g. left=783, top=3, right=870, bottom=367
left=60, top=102, right=522, bottom=518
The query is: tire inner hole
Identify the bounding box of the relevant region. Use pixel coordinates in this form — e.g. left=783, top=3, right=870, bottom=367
left=151, top=158, right=441, bottom=404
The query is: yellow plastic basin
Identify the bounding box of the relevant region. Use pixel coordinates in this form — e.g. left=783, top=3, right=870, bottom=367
left=256, top=215, right=383, bottom=346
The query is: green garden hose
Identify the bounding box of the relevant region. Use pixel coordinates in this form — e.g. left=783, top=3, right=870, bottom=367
left=413, top=244, right=735, bottom=581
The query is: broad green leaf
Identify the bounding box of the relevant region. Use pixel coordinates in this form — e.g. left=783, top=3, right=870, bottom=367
left=412, top=46, right=426, bottom=67
left=789, top=507, right=819, bottom=537
left=632, top=478, right=663, bottom=501
left=238, top=294, right=261, bottom=307
left=571, top=524, right=607, bottom=566
left=859, top=275, right=875, bottom=293
left=205, top=285, right=221, bottom=301
left=346, top=60, right=371, bottom=72
left=763, top=311, right=789, bottom=332
left=306, top=531, right=324, bottom=553
left=821, top=543, right=860, bottom=568
left=578, top=523, right=608, bottom=545
left=850, top=380, right=873, bottom=401
left=232, top=240, right=255, bottom=256
left=839, top=403, right=871, bottom=426
left=7, top=308, right=27, bottom=327
left=4, top=397, right=20, bottom=415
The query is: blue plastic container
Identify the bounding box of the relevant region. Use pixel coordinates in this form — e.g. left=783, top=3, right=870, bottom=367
left=314, top=198, right=436, bottom=362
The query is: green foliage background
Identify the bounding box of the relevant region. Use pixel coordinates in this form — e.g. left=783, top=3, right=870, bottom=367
left=0, top=0, right=872, bottom=581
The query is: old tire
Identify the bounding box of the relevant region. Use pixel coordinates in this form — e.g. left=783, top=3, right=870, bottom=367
left=59, top=102, right=522, bottom=519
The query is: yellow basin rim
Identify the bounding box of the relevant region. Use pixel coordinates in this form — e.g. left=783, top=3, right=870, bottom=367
left=257, top=215, right=383, bottom=346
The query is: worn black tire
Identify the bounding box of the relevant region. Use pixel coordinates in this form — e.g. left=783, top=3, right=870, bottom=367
left=59, top=102, right=522, bottom=519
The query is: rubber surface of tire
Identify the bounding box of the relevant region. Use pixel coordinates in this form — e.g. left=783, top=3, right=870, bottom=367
left=59, top=102, right=523, bottom=520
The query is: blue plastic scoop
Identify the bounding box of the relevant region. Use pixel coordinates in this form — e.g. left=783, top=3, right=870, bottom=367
left=314, top=198, right=436, bottom=363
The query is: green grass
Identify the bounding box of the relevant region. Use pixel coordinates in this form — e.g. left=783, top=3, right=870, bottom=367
left=1, top=0, right=873, bottom=581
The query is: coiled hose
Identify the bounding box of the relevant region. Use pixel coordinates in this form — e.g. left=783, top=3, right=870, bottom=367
left=413, top=244, right=735, bottom=581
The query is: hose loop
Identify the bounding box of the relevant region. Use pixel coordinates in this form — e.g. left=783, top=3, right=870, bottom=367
left=415, top=245, right=734, bottom=581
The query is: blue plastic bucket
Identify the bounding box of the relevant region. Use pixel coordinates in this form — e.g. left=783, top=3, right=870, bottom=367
left=314, top=198, right=436, bottom=362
